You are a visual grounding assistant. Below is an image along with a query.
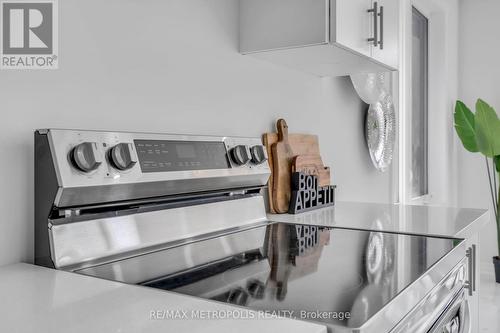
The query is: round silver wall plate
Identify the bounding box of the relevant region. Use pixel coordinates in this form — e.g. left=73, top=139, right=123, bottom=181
left=365, top=94, right=396, bottom=172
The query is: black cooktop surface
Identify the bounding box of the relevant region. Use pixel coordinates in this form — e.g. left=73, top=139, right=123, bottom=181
left=144, top=223, right=460, bottom=329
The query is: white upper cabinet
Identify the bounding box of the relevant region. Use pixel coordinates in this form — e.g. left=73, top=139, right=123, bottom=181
left=333, top=0, right=373, bottom=58
left=240, top=0, right=399, bottom=77
left=370, top=0, right=399, bottom=69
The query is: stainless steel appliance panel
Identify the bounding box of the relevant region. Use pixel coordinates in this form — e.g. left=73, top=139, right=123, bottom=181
left=50, top=196, right=268, bottom=270
left=390, top=261, right=468, bottom=333
left=75, top=224, right=268, bottom=284
left=42, top=129, right=270, bottom=207
left=426, top=290, right=470, bottom=333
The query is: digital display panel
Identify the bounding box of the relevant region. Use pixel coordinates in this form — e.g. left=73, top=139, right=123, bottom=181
left=134, top=140, right=230, bottom=173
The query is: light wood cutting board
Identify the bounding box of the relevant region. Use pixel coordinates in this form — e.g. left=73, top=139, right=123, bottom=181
left=292, top=155, right=331, bottom=187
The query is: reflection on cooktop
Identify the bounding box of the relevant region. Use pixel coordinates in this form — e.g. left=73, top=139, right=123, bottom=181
left=145, top=222, right=457, bottom=328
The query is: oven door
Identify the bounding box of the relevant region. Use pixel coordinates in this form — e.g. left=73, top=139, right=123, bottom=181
left=427, top=290, right=470, bottom=333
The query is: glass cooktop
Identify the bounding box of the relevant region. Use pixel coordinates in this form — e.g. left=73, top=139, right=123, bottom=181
left=141, top=223, right=461, bottom=329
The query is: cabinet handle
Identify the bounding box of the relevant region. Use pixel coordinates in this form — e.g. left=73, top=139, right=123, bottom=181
left=466, top=248, right=473, bottom=296
left=472, top=244, right=476, bottom=291
left=367, top=2, right=378, bottom=47
left=466, top=247, right=474, bottom=296
left=378, top=5, right=384, bottom=49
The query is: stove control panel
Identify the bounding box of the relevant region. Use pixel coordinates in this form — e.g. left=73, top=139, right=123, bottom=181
left=49, top=129, right=268, bottom=176
left=40, top=129, right=271, bottom=207
left=65, top=138, right=267, bottom=174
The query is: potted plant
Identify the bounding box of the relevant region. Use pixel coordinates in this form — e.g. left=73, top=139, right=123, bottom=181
left=454, top=99, right=500, bottom=283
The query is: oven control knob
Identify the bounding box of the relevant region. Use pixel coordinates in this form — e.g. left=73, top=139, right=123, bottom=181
left=227, top=288, right=249, bottom=305
left=250, top=145, right=267, bottom=165
left=230, top=145, right=251, bottom=166
left=71, top=142, right=103, bottom=173
left=110, top=143, right=137, bottom=171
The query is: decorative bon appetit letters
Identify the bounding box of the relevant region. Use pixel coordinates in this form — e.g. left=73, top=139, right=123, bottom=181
left=288, top=172, right=336, bottom=214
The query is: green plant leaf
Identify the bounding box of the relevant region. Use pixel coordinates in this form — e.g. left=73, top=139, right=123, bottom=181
left=475, top=99, right=500, bottom=157
left=495, top=156, right=500, bottom=173
left=454, top=100, right=478, bottom=152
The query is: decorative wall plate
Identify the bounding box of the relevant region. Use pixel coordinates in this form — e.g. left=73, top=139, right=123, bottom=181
left=350, top=72, right=391, bottom=105
left=365, top=94, right=396, bottom=172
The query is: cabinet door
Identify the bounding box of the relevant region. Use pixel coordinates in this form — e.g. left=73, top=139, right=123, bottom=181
left=371, top=0, right=399, bottom=69
left=332, top=0, right=373, bottom=57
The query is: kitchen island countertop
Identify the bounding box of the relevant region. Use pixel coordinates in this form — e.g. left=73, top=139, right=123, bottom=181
left=0, top=263, right=326, bottom=333
left=268, top=201, right=489, bottom=238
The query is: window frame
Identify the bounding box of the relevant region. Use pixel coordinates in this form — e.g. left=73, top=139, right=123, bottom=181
left=398, top=0, right=454, bottom=206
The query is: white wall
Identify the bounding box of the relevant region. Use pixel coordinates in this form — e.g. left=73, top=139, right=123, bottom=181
left=458, top=0, right=500, bottom=268
left=0, top=0, right=394, bottom=266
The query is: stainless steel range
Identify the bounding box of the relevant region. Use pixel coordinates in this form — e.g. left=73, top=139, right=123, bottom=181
left=35, top=129, right=473, bottom=333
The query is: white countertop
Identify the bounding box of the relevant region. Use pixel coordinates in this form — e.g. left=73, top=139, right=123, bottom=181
left=0, top=263, right=326, bottom=333
left=1, top=202, right=488, bottom=332
left=268, top=201, right=489, bottom=238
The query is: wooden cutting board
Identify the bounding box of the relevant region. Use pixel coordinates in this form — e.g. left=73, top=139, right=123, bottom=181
left=292, top=155, right=331, bottom=187
left=271, top=119, right=294, bottom=213
left=263, top=133, right=320, bottom=156
left=263, top=125, right=321, bottom=213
